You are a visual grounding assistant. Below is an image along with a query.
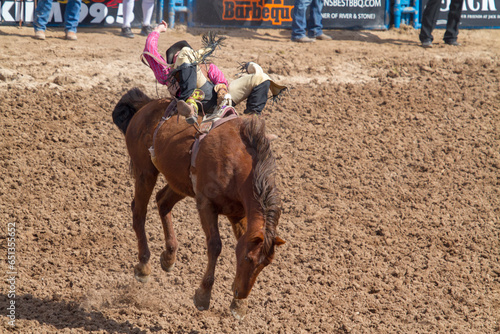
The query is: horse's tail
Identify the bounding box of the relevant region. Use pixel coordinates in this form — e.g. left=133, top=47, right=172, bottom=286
left=112, top=88, right=152, bottom=135
left=240, top=116, right=281, bottom=256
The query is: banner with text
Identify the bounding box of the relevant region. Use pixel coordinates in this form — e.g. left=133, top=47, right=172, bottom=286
left=421, top=0, right=499, bottom=28
left=193, top=0, right=389, bottom=30
left=0, top=0, right=155, bottom=27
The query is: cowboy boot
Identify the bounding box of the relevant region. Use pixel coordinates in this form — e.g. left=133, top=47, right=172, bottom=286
left=177, top=98, right=198, bottom=125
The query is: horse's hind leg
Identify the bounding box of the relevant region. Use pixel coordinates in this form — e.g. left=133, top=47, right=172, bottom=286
left=132, top=170, right=158, bottom=283
left=194, top=197, right=221, bottom=311
left=156, top=185, right=185, bottom=272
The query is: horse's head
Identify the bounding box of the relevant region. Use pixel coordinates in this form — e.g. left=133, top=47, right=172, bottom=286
left=232, top=231, right=285, bottom=299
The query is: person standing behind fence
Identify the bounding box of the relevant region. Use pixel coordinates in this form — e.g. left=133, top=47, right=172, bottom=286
left=290, top=0, right=332, bottom=43
left=33, top=0, right=82, bottom=40
left=419, top=0, right=464, bottom=48
left=120, top=0, right=155, bottom=38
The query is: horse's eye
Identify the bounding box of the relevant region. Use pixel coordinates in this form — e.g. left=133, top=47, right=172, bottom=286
left=245, top=256, right=251, bottom=263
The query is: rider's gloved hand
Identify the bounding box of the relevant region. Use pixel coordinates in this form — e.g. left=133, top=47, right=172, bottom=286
left=215, top=83, right=229, bottom=105
left=155, top=20, right=168, bottom=33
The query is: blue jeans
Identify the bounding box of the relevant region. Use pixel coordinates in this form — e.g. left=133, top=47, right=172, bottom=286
left=34, top=0, right=82, bottom=33
left=291, top=0, right=324, bottom=39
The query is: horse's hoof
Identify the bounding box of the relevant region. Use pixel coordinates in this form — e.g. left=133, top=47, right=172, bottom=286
left=230, top=298, right=248, bottom=321
left=193, top=288, right=211, bottom=311
left=161, top=262, right=175, bottom=272
left=134, top=263, right=151, bottom=283
left=266, top=133, right=279, bottom=142
left=160, top=251, right=176, bottom=273
left=134, top=272, right=149, bottom=283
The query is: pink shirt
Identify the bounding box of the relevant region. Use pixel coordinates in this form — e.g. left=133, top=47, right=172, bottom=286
left=144, top=32, right=228, bottom=87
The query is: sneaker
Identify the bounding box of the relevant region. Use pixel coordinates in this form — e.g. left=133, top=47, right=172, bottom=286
left=34, top=30, right=46, bottom=40
left=65, top=31, right=77, bottom=41
left=291, top=36, right=316, bottom=43
left=421, top=40, right=432, bottom=48
left=140, top=25, right=153, bottom=36
left=315, top=34, right=332, bottom=41
left=444, top=40, right=461, bottom=46
left=121, top=27, right=134, bottom=38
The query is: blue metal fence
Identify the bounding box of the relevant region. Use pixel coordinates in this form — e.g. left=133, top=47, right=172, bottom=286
left=167, top=0, right=193, bottom=28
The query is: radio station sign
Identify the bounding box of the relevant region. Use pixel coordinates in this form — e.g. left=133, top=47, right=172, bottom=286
left=421, top=0, right=499, bottom=28
left=193, top=0, right=389, bottom=30
left=0, top=0, right=150, bottom=26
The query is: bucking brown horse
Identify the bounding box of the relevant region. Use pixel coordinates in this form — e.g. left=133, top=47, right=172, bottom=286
left=112, top=88, right=285, bottom=319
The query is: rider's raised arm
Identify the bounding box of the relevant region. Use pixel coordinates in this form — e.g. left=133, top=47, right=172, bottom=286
left=143, top=30, right=172, bottom=86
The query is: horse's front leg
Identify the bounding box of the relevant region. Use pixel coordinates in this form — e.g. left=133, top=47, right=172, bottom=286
left=156, top=185, right=185, bottom=272
left=132, top=171, right=158, bottom=283
left=228, top=216, right=247, bottom=240
left=193, top=197, right=221, bottom=311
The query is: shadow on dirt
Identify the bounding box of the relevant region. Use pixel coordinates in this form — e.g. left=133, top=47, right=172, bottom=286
left=210, top=27, right=419, bottom=45
left=278, top=28, right=420, bottom=45
left=188, top=26, right=420, bottom=46
left=0, top=26, right=124, bottom=39
left=0, top=294, right=157, bottom=333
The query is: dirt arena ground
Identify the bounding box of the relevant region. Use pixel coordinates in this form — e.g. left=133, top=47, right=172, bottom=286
left=1, top=24, right=499, bottom=333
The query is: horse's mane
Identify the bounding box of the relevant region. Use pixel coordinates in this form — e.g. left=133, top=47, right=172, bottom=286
left=241, top=116, right=281, bottom=257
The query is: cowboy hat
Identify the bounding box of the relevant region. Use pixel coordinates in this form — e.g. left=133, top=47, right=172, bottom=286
left=166, top=40, right=191, bottom=64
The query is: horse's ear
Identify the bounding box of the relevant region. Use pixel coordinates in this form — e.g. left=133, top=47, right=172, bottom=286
left=274, top=236, right=286, bottom=246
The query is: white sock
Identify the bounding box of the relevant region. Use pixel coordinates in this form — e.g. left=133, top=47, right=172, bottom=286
left=122, top=0, right=135, bottom=28
left=142, top=0, right=155, bottom=26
